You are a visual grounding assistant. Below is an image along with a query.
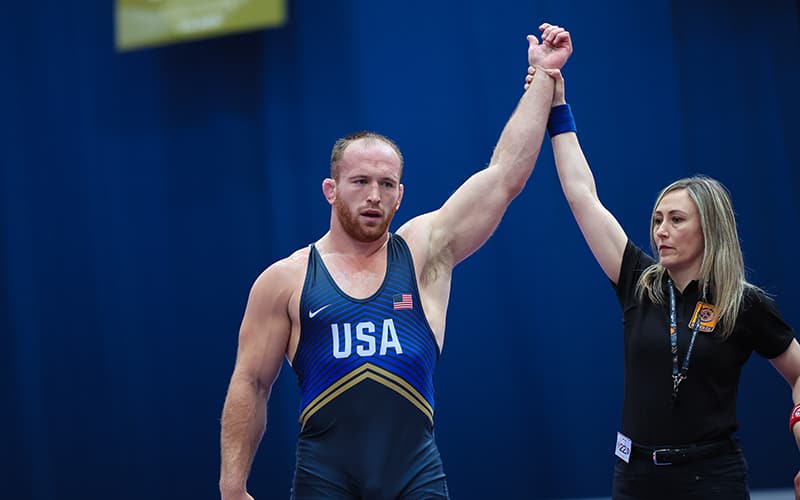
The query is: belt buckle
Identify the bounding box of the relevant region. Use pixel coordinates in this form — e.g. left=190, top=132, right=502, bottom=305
left=652, top=449, right=672, bottom=466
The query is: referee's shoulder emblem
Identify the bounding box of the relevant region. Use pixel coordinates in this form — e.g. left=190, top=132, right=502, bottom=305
left=689, top=301, right=718, bottom=333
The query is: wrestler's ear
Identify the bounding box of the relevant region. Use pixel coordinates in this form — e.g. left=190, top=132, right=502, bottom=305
left=323, top=178, right=336, bottom=205
left=396, top=183, right=404, bottom=209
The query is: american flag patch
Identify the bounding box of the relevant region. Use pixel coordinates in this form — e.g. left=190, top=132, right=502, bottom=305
left=393, top=293, right=413, bottom=310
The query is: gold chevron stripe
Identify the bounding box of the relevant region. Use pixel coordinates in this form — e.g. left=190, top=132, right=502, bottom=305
left=363, top=363, right=432, bottom=413
left=299, top=363, right=433, bottom=428
left=300, top=362, right=432, bottom=420
left=299, top=366, right=366, bottom=423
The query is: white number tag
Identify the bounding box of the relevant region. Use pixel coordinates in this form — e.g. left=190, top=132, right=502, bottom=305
left=615, top=432, right=632, bottom=463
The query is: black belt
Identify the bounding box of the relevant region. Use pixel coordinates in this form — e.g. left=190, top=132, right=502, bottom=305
left=630, top=436, right=737, bottom=466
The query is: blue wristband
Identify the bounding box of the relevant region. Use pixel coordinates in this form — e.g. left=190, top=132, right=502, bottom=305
left=547, top=103, right=577, bottom=137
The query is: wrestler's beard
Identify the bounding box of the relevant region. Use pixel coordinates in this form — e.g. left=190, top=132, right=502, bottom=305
left=334, top=197, right=397, bottom=243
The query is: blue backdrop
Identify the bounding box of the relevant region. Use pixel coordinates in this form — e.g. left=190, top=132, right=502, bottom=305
left=2, top=1, right=799, bottom=499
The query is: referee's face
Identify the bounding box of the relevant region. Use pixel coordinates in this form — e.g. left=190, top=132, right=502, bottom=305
left=652, top=188, right=704, bottom=277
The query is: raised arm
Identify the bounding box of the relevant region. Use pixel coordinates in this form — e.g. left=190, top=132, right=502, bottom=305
left=546, top=69, right=628, bottom=283
left=219, top=263, right=294, bottom=500
left=400, top=24, right=572, bottom=267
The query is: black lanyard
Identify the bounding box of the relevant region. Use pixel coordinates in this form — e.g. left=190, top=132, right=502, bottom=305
left=667, top=278, right=702, bottom=402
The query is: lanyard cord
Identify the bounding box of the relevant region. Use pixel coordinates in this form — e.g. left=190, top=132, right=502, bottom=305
left=667, top=277, right=703, bottom=402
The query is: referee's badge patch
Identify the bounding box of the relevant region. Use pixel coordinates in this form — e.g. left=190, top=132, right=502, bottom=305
left=688, top=301, right=718, bottom=333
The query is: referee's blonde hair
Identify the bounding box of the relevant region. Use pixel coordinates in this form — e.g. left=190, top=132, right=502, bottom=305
left=637, top=176, right=752, bottom=339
